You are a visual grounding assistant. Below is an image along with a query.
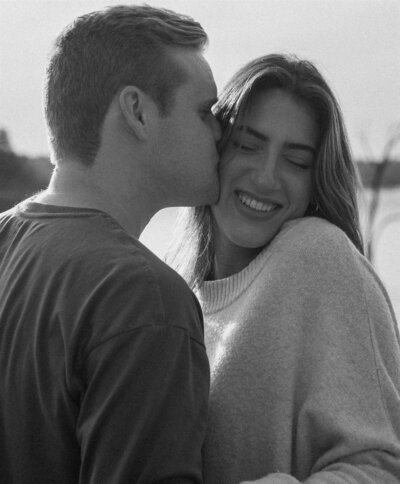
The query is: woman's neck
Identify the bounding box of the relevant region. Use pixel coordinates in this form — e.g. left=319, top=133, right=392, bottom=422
left=211, top=234, right=263, bottom=280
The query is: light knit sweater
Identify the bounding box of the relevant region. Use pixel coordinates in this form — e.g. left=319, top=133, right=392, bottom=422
left=197, top=217, right=400, bottom=484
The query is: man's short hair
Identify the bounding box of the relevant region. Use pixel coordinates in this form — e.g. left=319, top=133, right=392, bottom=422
left=44, top=5, right=208, bottom=164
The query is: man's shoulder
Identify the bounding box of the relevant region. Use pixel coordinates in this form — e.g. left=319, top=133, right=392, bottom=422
left=126, top=245, right=205, bottom=342
left=74, top=240, right=206, bottom=350
left=61, top=223, right=202, bottom=326
left=0, top=206, right=204, bottom=344
left=83, top=230, right=205, bottom=342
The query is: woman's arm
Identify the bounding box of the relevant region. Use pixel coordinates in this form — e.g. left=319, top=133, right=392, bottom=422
left=245, top=217, right=400, bottom=483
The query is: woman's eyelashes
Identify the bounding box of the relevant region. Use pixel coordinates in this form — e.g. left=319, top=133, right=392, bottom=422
left=284, top=155, right=313, bottom=170
left=231, top=140, right=313, bottom=170
left=231, top=139, right=258, bottom=152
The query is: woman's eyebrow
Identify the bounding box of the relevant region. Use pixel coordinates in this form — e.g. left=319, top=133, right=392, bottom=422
left=285, top=142, right=316, bottom=156
left=238, top=125, right=268, bottom=141
left=238, top=126, right=316, bottom=155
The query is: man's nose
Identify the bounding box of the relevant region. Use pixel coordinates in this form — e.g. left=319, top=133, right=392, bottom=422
left=211, top=115, right=222, bottom=142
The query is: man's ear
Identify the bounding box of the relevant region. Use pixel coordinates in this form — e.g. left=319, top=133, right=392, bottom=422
left=119, top=86, right=154, bottom=141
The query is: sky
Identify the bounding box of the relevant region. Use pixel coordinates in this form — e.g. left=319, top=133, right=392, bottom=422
left=1, top=0, right=399, bottom=316
left=0, top=0, right=399, bottom=160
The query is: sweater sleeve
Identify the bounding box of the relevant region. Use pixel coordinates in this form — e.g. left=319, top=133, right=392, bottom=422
left=69, top=249, right=210, bottom=484
left=269, top=218, right=400, bottom=483
left=77, top=325, right=209, bottom=484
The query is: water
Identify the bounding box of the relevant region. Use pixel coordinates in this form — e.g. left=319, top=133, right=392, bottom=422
left=359, top=187, right=400, bottom=320
left=140, top=188, right=400, bottom=322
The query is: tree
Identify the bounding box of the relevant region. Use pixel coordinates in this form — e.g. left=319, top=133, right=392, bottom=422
left=0, top=128, right=12, bottom=153
left=365, top=126, right=400, bottom=263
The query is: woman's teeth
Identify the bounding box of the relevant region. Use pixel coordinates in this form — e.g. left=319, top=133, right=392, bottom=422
left=238, top=192, right=277, bottom=213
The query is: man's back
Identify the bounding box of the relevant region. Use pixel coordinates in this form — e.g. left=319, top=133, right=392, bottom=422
left=0, top=201, right=209, bottom=483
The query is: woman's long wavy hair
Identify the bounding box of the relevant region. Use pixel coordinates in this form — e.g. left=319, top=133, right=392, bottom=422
left=167, top=53, right=364, bottom=289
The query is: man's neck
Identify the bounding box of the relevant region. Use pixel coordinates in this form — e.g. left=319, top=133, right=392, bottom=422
left=35, top=162, right=153, bottom=238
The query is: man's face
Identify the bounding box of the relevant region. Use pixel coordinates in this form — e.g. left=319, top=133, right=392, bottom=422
left=150, top=48, right=221, bottom=208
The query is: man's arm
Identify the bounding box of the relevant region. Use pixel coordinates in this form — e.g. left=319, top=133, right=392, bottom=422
left=77, top=324, right=209, bottom=484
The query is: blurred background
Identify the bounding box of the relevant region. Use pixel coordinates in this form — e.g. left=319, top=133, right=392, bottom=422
left=1, top=0, right=399, bottom=319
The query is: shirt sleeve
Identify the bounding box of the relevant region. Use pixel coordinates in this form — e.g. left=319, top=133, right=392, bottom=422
left=76, top=324, right=209, bottom=484
left=270, top=219, right=400, bottom=483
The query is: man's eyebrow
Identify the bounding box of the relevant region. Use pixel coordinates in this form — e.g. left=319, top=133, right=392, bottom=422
left=238, top=126, right=316, bottom=155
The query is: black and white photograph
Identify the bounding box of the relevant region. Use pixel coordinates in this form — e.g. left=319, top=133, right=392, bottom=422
left=1, top=1, right=399, bottom=483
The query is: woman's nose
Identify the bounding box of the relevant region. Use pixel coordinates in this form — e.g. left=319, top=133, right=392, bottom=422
left=253, top=155, right=282, bottom=190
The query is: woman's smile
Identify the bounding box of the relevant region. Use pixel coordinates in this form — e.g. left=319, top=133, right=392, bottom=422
left=236, top=191, right=281, bottom=214
left=212, top=88, right=318, bottom=260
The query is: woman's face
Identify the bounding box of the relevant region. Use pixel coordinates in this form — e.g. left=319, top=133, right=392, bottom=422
left=212, top=88, right=319, bottom=257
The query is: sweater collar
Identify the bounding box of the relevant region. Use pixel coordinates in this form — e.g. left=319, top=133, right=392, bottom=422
left=196, top=218, right=304, bottom=314
left=197, top=243, right=270, bottom=314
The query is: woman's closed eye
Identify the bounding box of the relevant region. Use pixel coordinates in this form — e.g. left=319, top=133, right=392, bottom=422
left=285, top=156, right=312, bottom=170
left=284, top=151, right=314, bottom=170
left=231, top=140, right=258, bottom=153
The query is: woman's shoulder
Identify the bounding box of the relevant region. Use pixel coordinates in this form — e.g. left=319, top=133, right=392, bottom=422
left=265, top=216, right=369, bottom=284
left=279, top=216, right=349, bottom=243
left=275, top=216, right=356, bottom=260
left=271, top=217, right=393, bottom=301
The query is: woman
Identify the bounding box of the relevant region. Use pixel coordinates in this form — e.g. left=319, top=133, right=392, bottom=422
left=168, top=54, right=400, bottom=483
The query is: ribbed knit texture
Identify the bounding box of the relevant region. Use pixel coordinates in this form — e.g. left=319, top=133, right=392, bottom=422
left=199, top=247, right=268, bottom=313
left=198, top=217, right=400, bottom=484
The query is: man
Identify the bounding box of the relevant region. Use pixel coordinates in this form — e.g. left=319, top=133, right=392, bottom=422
left=0, top=5, right=221, bottom=483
